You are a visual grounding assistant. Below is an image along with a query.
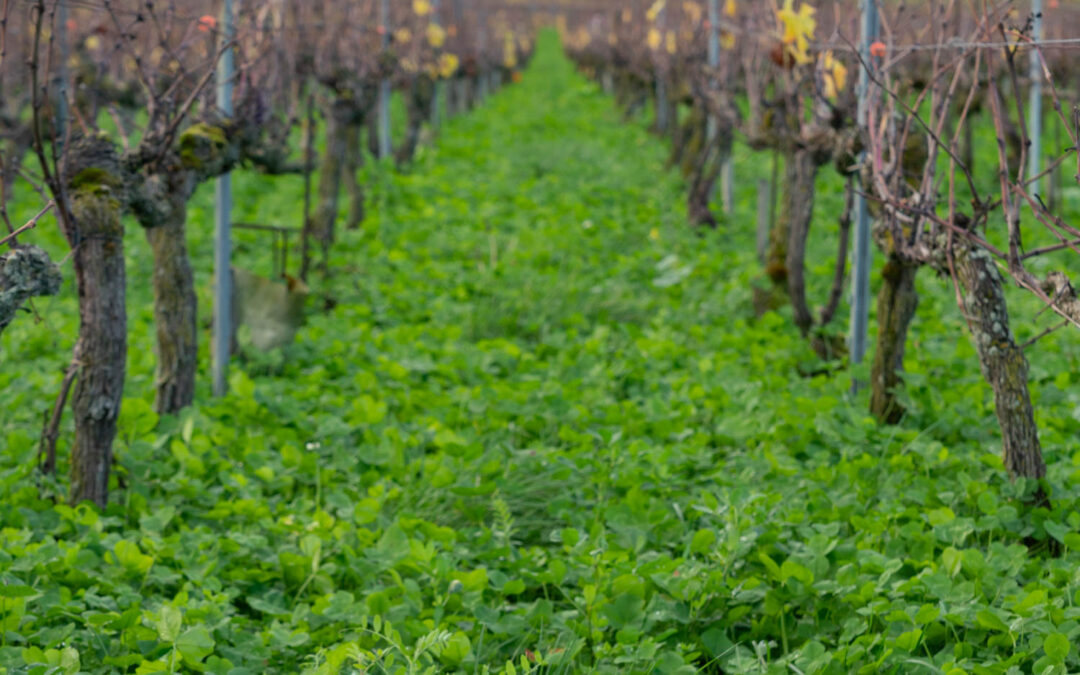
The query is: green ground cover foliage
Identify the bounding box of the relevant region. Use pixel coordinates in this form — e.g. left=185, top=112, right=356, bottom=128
left=3, top=32, right=1080, bottom=675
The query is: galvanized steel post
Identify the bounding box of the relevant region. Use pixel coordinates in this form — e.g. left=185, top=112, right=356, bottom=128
left=849, top=0, right=878, bottom=389
left=378, top=0, right=393, bottom=159
left=431, top=0, right=444, bottom=130
left=213, top=0, right=235, bottom=397
left=1028, top=0, right=1043, bottom=190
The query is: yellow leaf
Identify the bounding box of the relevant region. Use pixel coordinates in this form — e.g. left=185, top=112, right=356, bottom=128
left=649, top=228, right=661, bottom=241
left=683, top=2, right=702, bottom=23
left=413, top=0, right=432, bottom=16
left=646, top=0, right=666, bottom=22
left=394, top=27, right=413, bottom=44
left=665, top=31, right=677, bottom=54
left=777, top=0, right=816, bottom=65
left=426, top=23, right=446, bottom=47
left=504, top=33, right=518, bottom=68
left=438, top=53, right=459, bottom=78
left=647, top=28, right=662, bottom=50
left=820, top=50, right=847, bottom=98
left=720, top=31, right=735, bottom=50
left=725, top=0, right=737, bottom=17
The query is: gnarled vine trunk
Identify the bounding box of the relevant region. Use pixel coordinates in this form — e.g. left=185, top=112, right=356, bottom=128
left=344, top=122, right=365, bottom=230
left=870, top=255, right=919, bottom=423
left=756, top=147, right=816, bottom=315
left=458, top=78, right=473, bottom=112
left=397, top=75, right=435, bottom=168
left=782, top=149, right=819, bottom=331
left=145, top=197, right=197, bottom=415
left=65, top=137, right=127, bottom=508
left=366, top=109, right=381, bottom=158
left=945, top=242, right=1045, bottom=480
left=669, top=103, right=701, bottom=172
left=686, top=117, right=730, bottom=229
left=314, top=98, right=352, bottom=272
left=131, top=122, right=236, bottom=415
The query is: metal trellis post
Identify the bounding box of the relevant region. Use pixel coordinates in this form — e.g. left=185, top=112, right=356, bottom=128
left=213, top=0, right=235, bottom=397
left=655, top=2, right=667, bottom=133
left=55, top=0, right=69, bottom=152
left=706, top=0, right=718, bottom=180
left=452, top=0, right=465, bottom=116
left=706, top=0, right=734, bottom=213
left=478, top=5, right=488, bottom=101
left=1028, top=0, right=1043, bottom=191
left=378, top=0, right=392, bottom=159
left=431, top=0, right=443, bottom=131
left=849, top=0, right=878, bottom=391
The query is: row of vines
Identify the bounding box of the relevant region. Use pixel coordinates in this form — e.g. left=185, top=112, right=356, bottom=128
left=4, top=0, right=1080, bottom=516
left=0, top=0, right=537, bottom=507
left=560, top=0, right=1080, bottom=506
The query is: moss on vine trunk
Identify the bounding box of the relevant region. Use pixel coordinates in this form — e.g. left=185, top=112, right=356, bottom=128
left=65, top=140, right=128, bottom=508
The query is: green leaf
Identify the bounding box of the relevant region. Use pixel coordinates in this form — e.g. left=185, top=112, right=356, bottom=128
left=976, top=491, right=997, bottom=515
left=758, top=552, right=782, bottom=581
left=176, top=626, right=215, bottom=665
left=375, top=524, right=410, bottom=564
left=1043, top=633, right=1070, bottom=663
left=914, top=604, right=940, bottom=625
left=118, top=397, right=159, bottom=440
left=560, top=527, right=580, bottom=547
left=156, top=605, right=182, bottom=643
left=602, top=593, right=644, bottom=630
left=181, top=414, right=196, bottom=445
left=701, top=627, right=734, bottom=658
left=21, top=646, right=80, bottom=674
left=0, top=584, right=37, bottom=598
left=975, top=609, right=1010, bottom=633
left=59, top=646, right=80, bottom=674
left=894, top=629, right=922, bottom=652
left=780, top=559, right=814, bottom=586
left=433, top=428, right=466, bottom=449
left=502, top=579, right=525, bottom=595
left=1044, top=520, right=1069, bottom=544
left=439, top=631, right=471, bottom=666
left=350, top=394, right=388, bottom=425
left=455, top=568, right=488, bottom=592
left=690, top=529, right=716, bottom=555
left=114, top=540, right=154, bottom=576
left=941, top=547, right=962, bottom=577
left=928, top=507, right=955, bottom=527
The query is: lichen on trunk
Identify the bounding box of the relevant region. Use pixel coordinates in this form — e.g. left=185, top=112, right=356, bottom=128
left=946, top=242, right=1045, bottom=481
left=0, top=245, right=62, bottom=335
